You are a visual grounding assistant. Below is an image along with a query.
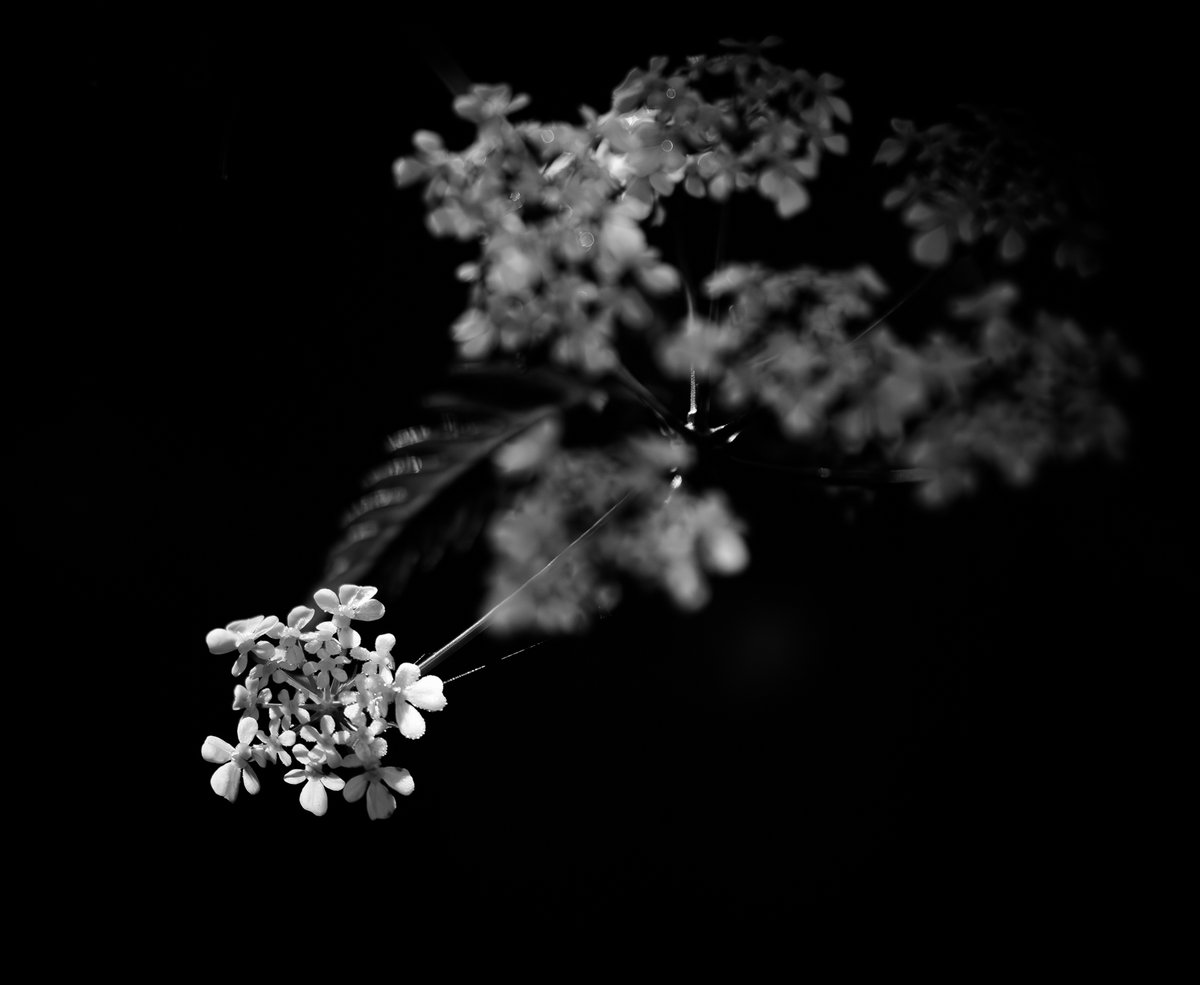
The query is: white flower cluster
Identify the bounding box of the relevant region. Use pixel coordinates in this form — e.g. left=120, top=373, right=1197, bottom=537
left=201, top=584, right=445, bottom=819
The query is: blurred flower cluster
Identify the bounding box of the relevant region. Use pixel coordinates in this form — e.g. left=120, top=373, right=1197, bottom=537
left=391, top=42, right=853, bottom=373
left=202, top=585, right=445, bottom=819
left=901, top=286, right=1136, bottom=504
left=657, top=262, right=1135, bottom=501
left=206, top=42, right=1138, bottom=818
left=876, top=108, right=1107, bottom=273
left=483, top=430, right=748, bottom=634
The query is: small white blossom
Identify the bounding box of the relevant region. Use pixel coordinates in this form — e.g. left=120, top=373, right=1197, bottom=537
left=350, top=633, right=397, bottom=676
left=206, top=615, right=280, bottom=676
left=201, top=718, right=261, bottom=802
left=267, top=605, right=316, bottom=673
left=299, top=716, right=345, bottom=768
left=344, top=717, right=388, bottom=762
left=392, top=663, right=447, bottom=739
left=270, top=688, right=310, bottom=732
left=343, top=762, right=414, bottom=820
left=302, top=622, right=350, bottom=690
left=254, top=718, right=297, bottom=767
left=231, top=682, right=271, bottom=723
left=313, top=585, right=385, bottom=649
left=283, top=759, right=345, bottom=816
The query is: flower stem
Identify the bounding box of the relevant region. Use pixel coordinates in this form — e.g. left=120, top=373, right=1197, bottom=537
left=417, top=490, right=634, bottom=675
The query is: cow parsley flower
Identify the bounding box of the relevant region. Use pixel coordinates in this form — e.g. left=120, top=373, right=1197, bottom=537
left=267, top=605, right=316, bottom=673
left=299, top=716, right=345, bottom=768
left=283, top=760, right=346, bottom=817
left=302, top=621, right=350, bottom=690
left=270, top=688, right=310, bottom=732
left=351, top=633, right=397, bottom=676
left=206, top=615, right=280, bottom=676
left=231, top=681, right=272, bottom=723
left=392, top=663, right=447, bottom=739
left=201, top=717, right=261, bottom=802
left=343, top=716, right=388, bottom=762
left=313, top=585, right=385, bottom=649
left=343, top=761, right=414, bottom=820
left=254, top=718, right=297, bottom=767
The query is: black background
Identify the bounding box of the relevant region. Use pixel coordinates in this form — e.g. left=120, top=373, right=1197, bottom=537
left=59, top=12, right=1189, bottom=945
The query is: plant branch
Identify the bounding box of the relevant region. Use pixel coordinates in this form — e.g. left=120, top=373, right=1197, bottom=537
left=612, top=361, right=689, bottom=434
left=417, top=491, right=635, bottom=675
left=850, top=267, right=942, bottom=345
left=723, top=451, right=933, bottom=486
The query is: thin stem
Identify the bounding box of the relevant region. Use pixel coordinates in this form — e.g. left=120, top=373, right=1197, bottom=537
left=442, top=642, right=546, bottom=685
left=278, top=670, right=322, bottom=702
left=850, top=267, right=941, bottom=345
left=685, top=285, right=700, bottom=431
left=417, top=491, right=635, bottom=675
left=612, top=361, right=687, bottom=433
left=724, top=451, right=933, bottom=486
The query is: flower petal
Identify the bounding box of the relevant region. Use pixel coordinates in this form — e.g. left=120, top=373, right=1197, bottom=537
left=380, top=767, right=415, bottom=796
left=299, top=778, right=329, bottom=815
left=344, top=774, right=368, bottom=803
left=313, top=589, right=339, bottom=613
left=251, top=615, right=280, bottom=637
left=404, top=677, right=446, bottom=712
left=236, top=717, right=258, bottom=745
left=211, top=762, right=240, bottom=801
left=242, top=765, right=261, bottom=795
left=394, top=663, right=421, bottom=689
left=283, top=769, right=307, bottom=785
left=226, top=616, right=265, bottom=636
left=201, top=736, right=234, bottom=764
left=341, top=585, right=377, bottom=606
left=321, top=774, right=345, bottom=791
left=288, top=605, right=316, bottom=629
left=206, top=629, right=238, bottom=654
left=366, top=782, right=396, bottom=820
left=354, top=599, right=384, bottom=621
left=396, top=702, right=426, bottom=740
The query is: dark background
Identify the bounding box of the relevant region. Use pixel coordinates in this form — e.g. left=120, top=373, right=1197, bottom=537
left=60, top=13, right=1188, bottom=942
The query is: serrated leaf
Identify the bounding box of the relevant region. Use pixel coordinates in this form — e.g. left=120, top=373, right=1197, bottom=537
left=317, top=366, right=591, bottom=601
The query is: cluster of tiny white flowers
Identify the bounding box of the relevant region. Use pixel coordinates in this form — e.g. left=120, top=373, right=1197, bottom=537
left=201, top=584, right=446, bottom=819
